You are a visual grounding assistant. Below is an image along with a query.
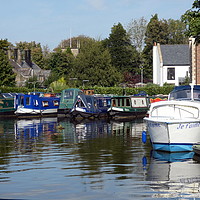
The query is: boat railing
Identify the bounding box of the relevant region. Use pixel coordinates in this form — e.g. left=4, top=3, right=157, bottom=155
left=151, top=105, right=199, bottom=119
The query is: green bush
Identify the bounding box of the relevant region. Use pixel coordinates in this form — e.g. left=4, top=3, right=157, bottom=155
left=0, top=85, right=175, bottom=96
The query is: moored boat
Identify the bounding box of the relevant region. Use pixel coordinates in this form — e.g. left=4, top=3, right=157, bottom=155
left=144, top=85, right=200, bottom=152
left=70, top=94, right=111, bottom=119
left=0, top=93, right=16, bottom=117
left=15, top=93, right=60, bottom=117
left=108, top=95, right=149, bottom=119
left=58, top=88, right=83, bottom=115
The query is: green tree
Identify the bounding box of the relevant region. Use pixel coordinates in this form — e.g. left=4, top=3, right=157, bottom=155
left=103, top=23, right=139, bottom=73
left=167, top=19, right=188, bottom=44
left=49, top=77, right=68, bottom=93
left=68, top=39, right=122, bottom=87
left=47, top=49, right=73, bottom=77
left=182, top=0, right=200, bottom=39
left=25, top=75, right=41, bottom=89
left=142, top=14, right=169, bottom=79
left=0, top=39, right=16, bottom=86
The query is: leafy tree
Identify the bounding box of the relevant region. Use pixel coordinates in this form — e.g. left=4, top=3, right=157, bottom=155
left=43, top=72, right=60, bottom=88
left=182, top=0, right=200, bottom=40
left=167, top=19, right=188, bottom=44
left=47, top=49, right=74, bottom=77
left=103, top=23, right=139, bottom=73
left=25, top=75, right=41, bottom=89
left=42, top=45, right=52, bottom=70
left=68, top=39, right=122, bottom=87
left=0, top=39, right=16, bottom=86
left=142, top=14, right=169, bottom=79
left=56, top=35, right=91, bottom=50
left=126, top=17, right=147, bottom=52
left=49, top=77, right=68, bottom=93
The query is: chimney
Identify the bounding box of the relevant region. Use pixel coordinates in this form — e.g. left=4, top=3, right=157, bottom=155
left=17, top=49, right=21, bottom=64
left=25, top=49, right=32, bottom=67
left=27, top=49, right=32, bottom=67
left=14, top=48, right=18, bottom=61
left=8, top=49, right=12, bottom=60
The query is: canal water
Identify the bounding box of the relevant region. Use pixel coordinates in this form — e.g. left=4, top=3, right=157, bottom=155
left=0, top=117, right=200, bottom=200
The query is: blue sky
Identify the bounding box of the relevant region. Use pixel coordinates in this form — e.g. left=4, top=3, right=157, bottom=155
left=0, top=0, right=194, bottom=50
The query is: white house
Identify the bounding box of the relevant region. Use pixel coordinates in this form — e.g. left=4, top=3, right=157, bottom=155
left=153, top=43, right=190, bottom=86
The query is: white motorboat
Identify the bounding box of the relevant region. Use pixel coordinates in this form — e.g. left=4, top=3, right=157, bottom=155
left=144, top=85, right=200, bottom=152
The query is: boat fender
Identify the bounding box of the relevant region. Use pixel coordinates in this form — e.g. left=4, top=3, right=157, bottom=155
left=142, top=131, right=147, bottom=143
left=142, top=156, right=147, bottom=170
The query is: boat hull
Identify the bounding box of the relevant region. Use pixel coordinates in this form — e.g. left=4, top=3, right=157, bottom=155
left=15, top=107, right=58, bottom=117
left=109, top=110, right=147, bottom=119
left=71, top=107, right=108, bottom=119
left=144, top=118, right=200, bottom=152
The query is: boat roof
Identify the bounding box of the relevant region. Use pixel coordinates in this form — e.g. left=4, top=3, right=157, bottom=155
left=62, top=88, right=82, bottom=91
left=171, top=85, right=200, bottom=93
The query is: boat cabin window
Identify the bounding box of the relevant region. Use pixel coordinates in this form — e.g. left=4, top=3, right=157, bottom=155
left=126, top=98, right=130, bottom=106
left=118, top=99, right=120, bottom=106
left=193, top=90, right=200, bottom=100
left=64, top=91, right=73, bottom=99
left=34, top=100, right=39, bottom=107
left=107, top=99, right=111, bottom=106
left=112, top=99, right=116, bottom=107
left=98, top=99, right=111, bottom=107
left=122, top=98, right=124, bottom=106
left=26, top=97, right=30, bottom=105
left=169, top=90, right=190, bottom=100
left=42, top=101, right=49, bottom=107
left=20, top=96, right=24, bottom=105
left=53, top=100, right=59, bottom=106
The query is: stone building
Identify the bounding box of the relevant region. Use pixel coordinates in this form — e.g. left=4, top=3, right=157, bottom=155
left=8, top=49, right=51, bottom=87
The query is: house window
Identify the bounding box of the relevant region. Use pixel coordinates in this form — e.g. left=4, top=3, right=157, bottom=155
left=167, top=68, right=175, bottom=80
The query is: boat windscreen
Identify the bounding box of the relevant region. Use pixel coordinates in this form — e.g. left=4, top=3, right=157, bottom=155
left=169, top=90, right=191, bottom=100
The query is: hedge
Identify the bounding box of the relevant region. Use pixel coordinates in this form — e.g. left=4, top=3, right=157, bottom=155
left=0, top=85, right=175, bottom=96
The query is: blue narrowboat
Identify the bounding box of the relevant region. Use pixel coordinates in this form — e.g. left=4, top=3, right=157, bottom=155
left=15, top=93, right=60, bottom=117
left=70, top=94, right=111, bottom=119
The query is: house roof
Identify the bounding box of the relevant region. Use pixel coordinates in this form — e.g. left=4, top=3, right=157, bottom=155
left=160, top=44, right=190, bottom=66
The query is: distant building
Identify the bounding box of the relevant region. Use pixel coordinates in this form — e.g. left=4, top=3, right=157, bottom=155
left=153, top=43, right=190, bottom=86
left=8, top=49, right=51, bottom=87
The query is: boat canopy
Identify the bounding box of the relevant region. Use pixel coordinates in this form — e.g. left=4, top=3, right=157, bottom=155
left=169, top=85, right=200, bottom=101
left=73, top=94, right=111, bottom=112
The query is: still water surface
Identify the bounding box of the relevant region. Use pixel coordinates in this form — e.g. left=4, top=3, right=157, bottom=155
left=0, top=117, right=200, bottom=200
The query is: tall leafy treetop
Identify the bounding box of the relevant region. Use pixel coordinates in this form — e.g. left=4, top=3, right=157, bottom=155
left=182, top=0, right=200, bottom=40
left=69, top=39, right=122, bottom=87
left=0, top=39, right=16, bottom=86
left=142, top=14, right=169, bottom=79
left=103, top=23, right=137, bottom=73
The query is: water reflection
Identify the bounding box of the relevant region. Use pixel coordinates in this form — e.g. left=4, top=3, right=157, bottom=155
left=146, top=150, right=200, bottom=199
left=1, top=117, right=200, bottom=199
